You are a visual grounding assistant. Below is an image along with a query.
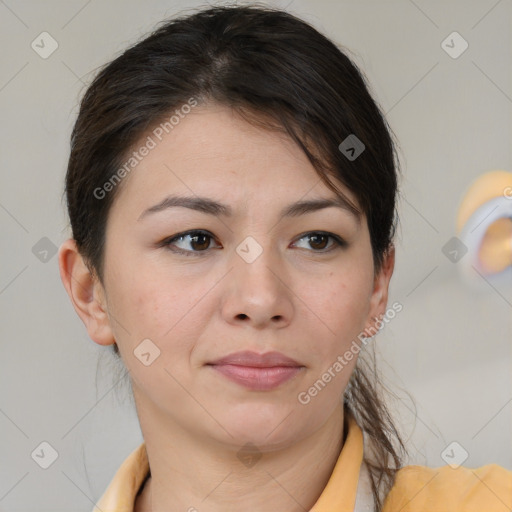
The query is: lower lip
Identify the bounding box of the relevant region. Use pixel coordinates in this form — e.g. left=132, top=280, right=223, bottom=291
left=209, top=364, right=303, bottom=391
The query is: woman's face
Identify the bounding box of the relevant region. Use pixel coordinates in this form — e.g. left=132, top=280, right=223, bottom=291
left=92, top=103, right=393, bottom=450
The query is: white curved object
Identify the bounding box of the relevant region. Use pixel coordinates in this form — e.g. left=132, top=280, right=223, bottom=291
left=458, top=195, right=512, bottom=288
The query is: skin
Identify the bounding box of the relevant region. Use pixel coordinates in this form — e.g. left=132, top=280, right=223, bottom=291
left=59, top=103, right=395, bottom=511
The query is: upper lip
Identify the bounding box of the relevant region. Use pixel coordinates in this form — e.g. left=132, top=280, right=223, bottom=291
left=208, top=350, right=302, bottom=368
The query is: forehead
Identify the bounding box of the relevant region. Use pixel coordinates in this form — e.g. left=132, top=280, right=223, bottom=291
left=110, top=103, right=360, bottom=219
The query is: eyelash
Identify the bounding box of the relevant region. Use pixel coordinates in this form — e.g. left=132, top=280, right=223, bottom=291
left=160, top=230, right=347, bottom=257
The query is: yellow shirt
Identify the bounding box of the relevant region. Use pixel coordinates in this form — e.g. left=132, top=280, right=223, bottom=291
left=92, top=411, right=512, bottom=511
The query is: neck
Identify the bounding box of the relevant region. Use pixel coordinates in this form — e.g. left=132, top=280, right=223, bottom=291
left=133, top=391, right=346, bottom=512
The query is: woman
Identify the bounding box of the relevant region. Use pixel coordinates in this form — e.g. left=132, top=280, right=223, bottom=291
left=58, top=4, right=512, bottom=511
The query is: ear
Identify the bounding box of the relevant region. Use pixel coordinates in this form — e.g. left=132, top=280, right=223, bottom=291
left=363, top=244, right=395, bottom=337
left=58, top=238, right=115, bottom=346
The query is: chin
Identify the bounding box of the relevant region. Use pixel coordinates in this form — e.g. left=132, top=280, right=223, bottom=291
left=215, top=402, right=307, bottom=450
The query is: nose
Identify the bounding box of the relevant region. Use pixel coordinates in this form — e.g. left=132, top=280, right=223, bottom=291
left=220, top=241, right=294, bottom=330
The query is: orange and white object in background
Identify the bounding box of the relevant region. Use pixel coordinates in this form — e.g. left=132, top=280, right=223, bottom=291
left=457, top=170, right=512, bottom=286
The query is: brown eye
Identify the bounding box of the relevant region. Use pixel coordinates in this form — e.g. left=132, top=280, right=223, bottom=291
left=292, top=232, right=346, bottom=253
left=188, top=233, right=211, bottom=250
left=308, top=234, right=329, bottom=250
left=162, top=230, right=220, bottom=255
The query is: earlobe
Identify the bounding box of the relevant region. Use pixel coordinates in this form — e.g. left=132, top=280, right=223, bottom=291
left=58, top=238, right=115, bottom=346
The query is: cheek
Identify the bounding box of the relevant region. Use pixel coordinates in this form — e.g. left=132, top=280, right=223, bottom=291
left=109, top=270, right=210, bottom=399
left=303, top=269, right=372, bottom=342
left=107, top=261, right=206, bottom=354
left=131, top=276, right=206, bottom=341
left=296, top=275, right=368, bottom=406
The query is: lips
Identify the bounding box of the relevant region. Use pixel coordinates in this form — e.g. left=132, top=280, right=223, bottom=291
left=207, top=351, right=304, bottom=391
left=208, top=350, right=302, bottom=368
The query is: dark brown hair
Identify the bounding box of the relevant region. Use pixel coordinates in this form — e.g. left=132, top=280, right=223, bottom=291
left=63, top=4, right=407, bottom=510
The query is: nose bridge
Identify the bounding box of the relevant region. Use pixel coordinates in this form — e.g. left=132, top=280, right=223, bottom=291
left=222, top=233, right=293, bottom=327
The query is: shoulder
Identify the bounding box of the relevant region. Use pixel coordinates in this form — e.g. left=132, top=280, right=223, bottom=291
left=382, top=463, right=512, bottom=511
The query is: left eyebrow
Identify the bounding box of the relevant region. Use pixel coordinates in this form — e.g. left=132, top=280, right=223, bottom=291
left=281, top=196, right=361, bottom=224
left=137, top=194, right=362, bottom=224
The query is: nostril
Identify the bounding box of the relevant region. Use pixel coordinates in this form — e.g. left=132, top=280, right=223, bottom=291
left=237, top=314, right=248, bottom=320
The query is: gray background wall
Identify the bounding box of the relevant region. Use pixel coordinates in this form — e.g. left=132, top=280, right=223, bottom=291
left=1, top=0, right=510, bottom=510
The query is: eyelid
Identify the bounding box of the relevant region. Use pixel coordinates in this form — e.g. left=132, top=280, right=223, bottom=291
left=292, top=231, right=347, bottom=251
left=160, top=229, right=220, bottom=255
left=160, top=229, right=347, bottom=255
